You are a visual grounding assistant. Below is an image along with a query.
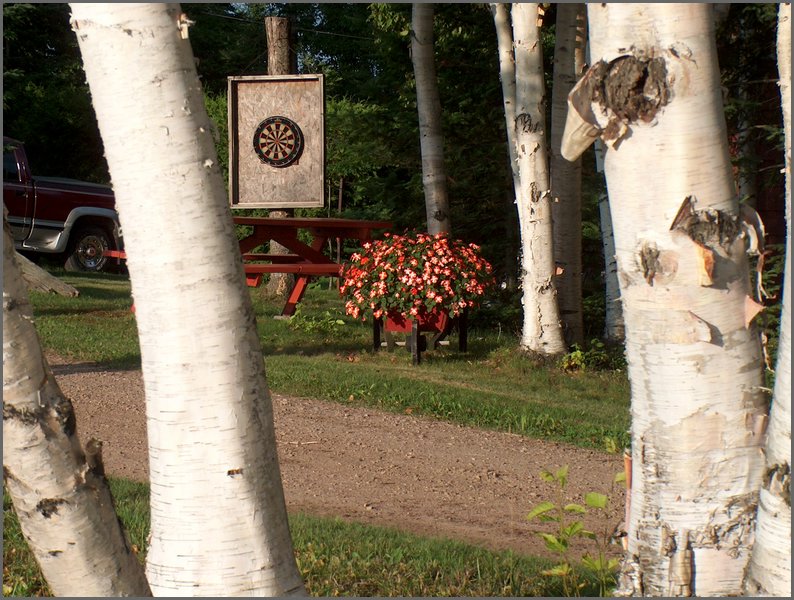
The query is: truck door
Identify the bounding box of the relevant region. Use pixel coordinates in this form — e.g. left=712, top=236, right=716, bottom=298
left=3, top=143, right=34, bottom=241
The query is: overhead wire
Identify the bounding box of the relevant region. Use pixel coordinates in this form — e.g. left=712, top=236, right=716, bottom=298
left=196, top=10, right=375, bottom=41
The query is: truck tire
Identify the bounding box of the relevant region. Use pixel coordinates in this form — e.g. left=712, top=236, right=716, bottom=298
left=64, top=225, right=112, bottom=273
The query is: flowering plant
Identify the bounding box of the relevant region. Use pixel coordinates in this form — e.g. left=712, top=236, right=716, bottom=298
left=340, top=231, right=494, bottom=321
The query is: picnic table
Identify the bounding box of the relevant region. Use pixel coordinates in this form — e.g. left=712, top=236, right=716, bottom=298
left=105, top=216, right=392, bottom=317
left=234, top=216, right=392, bottom=316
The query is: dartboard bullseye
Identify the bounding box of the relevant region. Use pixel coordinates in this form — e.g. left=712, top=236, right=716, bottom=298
left=253, top=116, right=304, bottom=168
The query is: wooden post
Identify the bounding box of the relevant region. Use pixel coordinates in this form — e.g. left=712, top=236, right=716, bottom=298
left=264, top=16, right=296, bottom=300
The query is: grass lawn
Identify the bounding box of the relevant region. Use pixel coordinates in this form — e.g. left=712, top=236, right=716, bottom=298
left=4, top=479, right=608, bottom=597
left=27, top=270, right=632, bottom=451
left=5, top=268, right=632, bottom=596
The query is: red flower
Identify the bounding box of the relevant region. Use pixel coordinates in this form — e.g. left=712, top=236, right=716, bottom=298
left=340, top=230, right=494, bottom=321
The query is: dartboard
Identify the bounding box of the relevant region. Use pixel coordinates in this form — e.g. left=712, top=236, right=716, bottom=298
left=252, top=116, right=304, bottom=168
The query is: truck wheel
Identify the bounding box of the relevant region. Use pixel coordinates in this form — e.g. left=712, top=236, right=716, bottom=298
left=64, top=226, right=112, bottom=273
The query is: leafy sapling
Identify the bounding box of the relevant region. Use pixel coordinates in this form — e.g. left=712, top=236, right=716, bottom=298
left=526, top=465, right=622, bottom=597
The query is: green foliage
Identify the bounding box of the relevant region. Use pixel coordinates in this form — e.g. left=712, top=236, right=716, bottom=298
left=470, top=285, right=524, bottom=335
left=181, top=4, right=268, bottom=94
left=2, top=3, right=109, bottom=182
left=757, top=243, right=786, bottom=383
left=202, top=91, right=230, bottom=187
left=289, top=306, right=346, bottom=335
left=526, top=466, right=621, bottom=597
left=717, top=3, right=785, bottom=241
left=325, top=97, right=399, bottom=185
left=559, top=340, right=627, bottom=373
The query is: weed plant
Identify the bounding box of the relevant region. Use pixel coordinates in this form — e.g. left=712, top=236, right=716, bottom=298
left=525, top=466, right=622, bottom=597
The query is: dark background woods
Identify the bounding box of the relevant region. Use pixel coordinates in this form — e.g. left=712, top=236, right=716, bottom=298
left=3, top=3, right=785, bottom=331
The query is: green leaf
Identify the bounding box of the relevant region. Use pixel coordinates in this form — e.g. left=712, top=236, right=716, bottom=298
left=585, top=492, right=608, bottom=509
left=540, top=533, right=568, bottom=553
left=563, top=503, right=586, bottom=514
left=561, top=521, right=584, bottom=538
left=614, top=471, right=626, bottom=484
left=541, top=563, right=572, bottom=577
left=581, top=529, right=597, bottom=540
left=555, top=465, right=569, bottom=487
left=539, top=469, right=555, bottom=483
left=526, top=501, right=556, bottom=521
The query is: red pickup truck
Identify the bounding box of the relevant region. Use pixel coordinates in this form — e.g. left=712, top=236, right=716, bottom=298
left=3, top=136, right=123, bottom=272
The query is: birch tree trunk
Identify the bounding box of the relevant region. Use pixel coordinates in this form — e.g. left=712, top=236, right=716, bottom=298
left=563, top=4, right=768, bottom=595
left=411, top=3, right=451, bottom=235
left=744, top=4, right=791, bottom=595
left=3, top=220, right=152, bottom=597
left=70, top=4, right=304, bottom=596
left=598, top=196, right=625, bottom=342
left=550, top=3, right=586, bottom=347
left=15, top=250, right=80, bottom=297
left=491, top=3, right=519, bottom=196
left=490, top=3, right=521, bottom=287
left=595, top=141, right=625, bottom=342
left=512, top=2, right=566, bottom=355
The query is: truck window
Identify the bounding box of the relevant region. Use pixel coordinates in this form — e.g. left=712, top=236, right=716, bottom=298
left=3, top=149, right=20, bottom=182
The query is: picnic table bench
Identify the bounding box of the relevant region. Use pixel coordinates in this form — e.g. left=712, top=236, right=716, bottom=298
left=234, top=216, right=392, bottom=316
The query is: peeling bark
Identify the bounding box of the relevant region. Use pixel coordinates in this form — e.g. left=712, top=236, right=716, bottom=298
left=562, top=48, right=674, bottom=160
left=579, top=5, right=768, bottom=596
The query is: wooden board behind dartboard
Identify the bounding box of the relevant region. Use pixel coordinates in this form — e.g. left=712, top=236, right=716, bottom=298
left=227, top=74, right=325, bottom=209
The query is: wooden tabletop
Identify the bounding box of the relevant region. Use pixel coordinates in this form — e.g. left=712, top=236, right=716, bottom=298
left=232, top=216, right=393, bottom=230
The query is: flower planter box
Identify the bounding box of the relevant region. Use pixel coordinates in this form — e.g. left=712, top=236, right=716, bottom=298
left=340, top=231, right=491, bottom=364
left=384, top=309, right=450, bottom=334
left=373, top=309, right=468, bottom=365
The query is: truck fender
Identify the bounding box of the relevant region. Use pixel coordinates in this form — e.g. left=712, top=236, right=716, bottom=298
left=61, top=207, right=123, bottom=252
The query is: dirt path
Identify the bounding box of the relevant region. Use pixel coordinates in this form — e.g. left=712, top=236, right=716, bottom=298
left=48, top=354, right=626, bottom=561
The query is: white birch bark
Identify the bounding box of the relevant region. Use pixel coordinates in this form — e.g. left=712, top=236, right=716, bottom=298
left=744, top=3, right=791, bottom=595
left=595, top=142, right=625, bottom=342
left=550, top=3, right=586, bottom=347
left=563, top=4, right=768, bottom=595
left=3, top=220, right=152, bottom=597
left=411, top=3, right=451, bottom=235
left=69, top=4, right=304, bottom=596
left=512, top=2, right=566, bottom=354
left=490, top=3, right=520, bottom=195
left=15, top=250, right=80, bottom=297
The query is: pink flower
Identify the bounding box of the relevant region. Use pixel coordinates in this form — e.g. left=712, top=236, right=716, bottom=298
left=339, top=230, right=494, bottom=321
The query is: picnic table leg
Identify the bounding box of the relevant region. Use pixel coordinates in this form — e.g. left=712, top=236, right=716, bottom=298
left=281, top=275, right=311, bottom=316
